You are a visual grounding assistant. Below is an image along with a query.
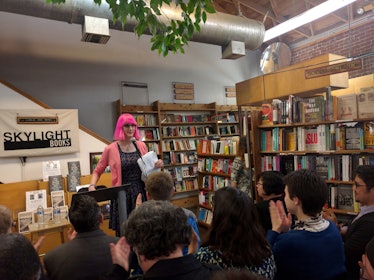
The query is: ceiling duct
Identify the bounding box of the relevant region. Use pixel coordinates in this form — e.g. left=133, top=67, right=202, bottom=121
left=0, top=0, right=265, bottom=52
left=82, top=15, right=110, bottom=44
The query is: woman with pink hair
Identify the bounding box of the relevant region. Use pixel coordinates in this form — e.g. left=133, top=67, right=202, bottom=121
left=89, top=114, right=163, bottom=234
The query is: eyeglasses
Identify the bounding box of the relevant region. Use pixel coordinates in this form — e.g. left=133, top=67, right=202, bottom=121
left=123, top=124, right=136, bottom=128
left=354, top=182, right=366, bottom=188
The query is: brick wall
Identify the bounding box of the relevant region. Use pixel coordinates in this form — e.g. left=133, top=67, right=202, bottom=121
left=291, top=21, right=373, bottom=78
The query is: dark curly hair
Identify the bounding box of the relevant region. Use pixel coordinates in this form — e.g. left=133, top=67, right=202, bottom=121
left=123, top=200, right=192, bottom=260
left=207, top=187, right=272, bottom=267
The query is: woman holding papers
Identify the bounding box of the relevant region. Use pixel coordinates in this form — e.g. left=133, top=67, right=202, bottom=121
left=89, top=113, right=163, bottom=234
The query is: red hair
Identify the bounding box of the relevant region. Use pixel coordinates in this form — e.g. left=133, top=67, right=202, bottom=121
left=113, top=114, right=141, bottom=140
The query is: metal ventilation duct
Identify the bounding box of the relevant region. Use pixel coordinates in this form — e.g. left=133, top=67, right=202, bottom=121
left=0, top=0, right=265, bottom=51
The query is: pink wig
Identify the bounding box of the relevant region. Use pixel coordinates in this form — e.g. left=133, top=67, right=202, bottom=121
left=113, top=113, right=141, bottom=141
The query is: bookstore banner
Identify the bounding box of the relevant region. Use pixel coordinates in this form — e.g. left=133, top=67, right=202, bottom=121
left=0, top=109, right=80, bottom=157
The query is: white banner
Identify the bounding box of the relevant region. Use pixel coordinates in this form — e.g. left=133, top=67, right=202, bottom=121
left=0, top=109, right=80, bottom=157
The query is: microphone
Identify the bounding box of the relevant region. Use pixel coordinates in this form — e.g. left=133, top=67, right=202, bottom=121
left=131, top=137, right=142, bottom=158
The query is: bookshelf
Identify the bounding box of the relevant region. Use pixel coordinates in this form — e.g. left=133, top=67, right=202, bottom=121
left=247, top=89, right=374, bottom=218
left=117, top=100, right=244, bottom=194
left=196, top=138, right=238, bottom=227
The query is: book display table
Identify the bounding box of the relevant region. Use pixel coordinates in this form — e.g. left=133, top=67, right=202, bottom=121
left=28, top=220, right=70, bottom=243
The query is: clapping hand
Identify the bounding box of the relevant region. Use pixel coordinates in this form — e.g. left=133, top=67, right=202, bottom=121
left=269, top=200, right=292, bottom=233
left=109, top=237, right=132, bottom=272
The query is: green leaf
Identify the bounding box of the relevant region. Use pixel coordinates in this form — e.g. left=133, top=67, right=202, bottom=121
left=45, top=0, right=216, bottom=56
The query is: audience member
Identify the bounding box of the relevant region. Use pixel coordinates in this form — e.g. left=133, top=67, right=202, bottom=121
left=0, top=204, right=45, bottom=251
left=211, top=269, right=263, bottom=280
left=194, top=187, right=276, bottom=279
left=106, top=200, right=221, bottom=279
left=138, top=171, right=200, bottom=255
left=0, top=204, right=12, bottom=234
left=255, top=171, right=286, bottom=232
left=267, top=169, right=346, bottom=280
left=44, top=195, right=119, bottom=280
left=0, top=233, right=45, bottom=280
left=359, top=236, right=374, bottom=280
left=344, top=165, right=374, bottom=279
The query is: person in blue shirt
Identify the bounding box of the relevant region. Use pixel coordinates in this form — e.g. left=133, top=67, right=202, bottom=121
left=267, top=169, right=346, bottom=280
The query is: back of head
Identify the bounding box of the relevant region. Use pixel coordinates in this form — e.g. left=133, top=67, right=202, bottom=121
left=0, top=233, right=43, bottom=280
left=145, top=172, right=174, bottom=201
left=123, top=200, right=191, bottom=260
left=355, top=165, right=374, bottom=190
left=258, top=171, right=284, bottom=195
left=69, top=195, right=100, bottom=233
left=284, top=169, right=328, bottom=216
left=0, top=205, right=12, bottom=234
left=209, top=187, right=271, bottom=266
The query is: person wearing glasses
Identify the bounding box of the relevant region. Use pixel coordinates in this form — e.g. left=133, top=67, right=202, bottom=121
left=89, top=113, right=163, bottom=235
left=255, top=171, right=286, bottom=233
left=344, top=165, right=374, bottom=280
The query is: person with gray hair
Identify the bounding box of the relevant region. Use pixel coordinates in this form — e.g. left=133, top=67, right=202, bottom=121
left=106, top=200, right=220, bottom=279
left=0, top=205, right=12, bottom=234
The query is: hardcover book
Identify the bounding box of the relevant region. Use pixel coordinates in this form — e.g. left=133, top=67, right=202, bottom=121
left=337, top=94, right=358, bottom=120
left=67, top=161, right=81, bottom=175
left=51, top=190, right=66, bottom=208
left=48, top=175, right=64, bottom=194
left=67, top=173, right=81, bottom=192
left=302, top=95, right=325, bottom=122
left=357, top=87, right=374, bottom=119
left=18, top=211, right=34, bottom=233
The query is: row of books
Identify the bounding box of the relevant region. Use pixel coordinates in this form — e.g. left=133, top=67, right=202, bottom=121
left=162, top=113, right=212, bottom=123
left=145, top=142, right=160, bottom=154
left=261, top=154, right=374, bottom=181
left=134, top=114, right=157, bottom=126
left=139, top=128, right=160, bottom=141
left=327, top=184, right=359, bottom=213
left=336, top=89, right=374, bottom=120
left=197, top=157, right=233, bottom=174
left=197, top=207, right=213, bottom=225
left=162, top=139, right=197, bottom=152
left=201, top=175, right=230, bottom=191
left=261, top=122, right=373, bottom=152
left=163, top=151, right=197, bottom=165
left=161, top=125, right=212, bottom=137
left=175, top=178, right=198, bottom=192
left=262, top=88, right=374, bottom=126
left=212, top=112, right=238, bottom=123
left=197, top=139, right=238, bottom=155
left=262, top=95, right=330, bottom=125
left=164, top=166, right=198, bottom=181
left=218, top=124, right=239, bottom=135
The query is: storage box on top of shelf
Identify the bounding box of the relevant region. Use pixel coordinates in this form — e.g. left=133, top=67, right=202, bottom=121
left=236, top=53, right=349, bottom=106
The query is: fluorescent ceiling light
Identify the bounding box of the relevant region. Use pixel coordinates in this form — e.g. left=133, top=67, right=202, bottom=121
left=263, top=0, right=359, bottom=42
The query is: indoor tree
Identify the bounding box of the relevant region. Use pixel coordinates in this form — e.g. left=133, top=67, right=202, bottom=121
left=47, top=0, right=216, bottom=56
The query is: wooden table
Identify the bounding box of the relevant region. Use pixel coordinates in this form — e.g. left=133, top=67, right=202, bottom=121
left=28, top=220, right=70, bottom=243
